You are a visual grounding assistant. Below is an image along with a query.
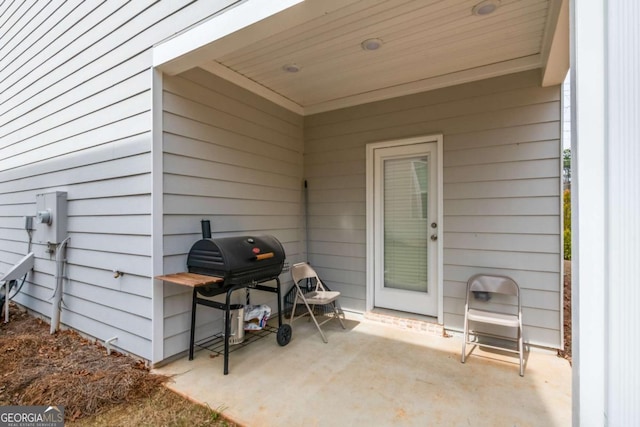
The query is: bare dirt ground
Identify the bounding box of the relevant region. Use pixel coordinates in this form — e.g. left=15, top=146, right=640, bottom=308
left=0, top=304, right=235, bottom=426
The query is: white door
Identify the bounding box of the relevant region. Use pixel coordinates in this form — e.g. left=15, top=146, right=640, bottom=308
left=371, top=141, right=439, bottom=316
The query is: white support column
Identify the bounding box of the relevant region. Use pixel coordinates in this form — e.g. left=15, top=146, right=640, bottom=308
left=573, top=0, right=640, bottom=425
left=150, top=68, right=164, bottom=365
left=571, top=0, right=606, bottom=425
left=605, top=1, right=640, bottom=425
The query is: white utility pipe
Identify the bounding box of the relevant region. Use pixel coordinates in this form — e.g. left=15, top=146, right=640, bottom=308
left=104, top=336, right=118, bottom=355
left=50, top=237, right=70, bottom=334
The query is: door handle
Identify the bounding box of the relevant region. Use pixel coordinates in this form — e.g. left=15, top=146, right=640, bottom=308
left=430, top=234, right=438, bottom=241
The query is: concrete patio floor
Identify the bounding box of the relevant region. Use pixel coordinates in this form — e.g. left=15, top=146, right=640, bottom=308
left=155, top=313, right=571, bottom=427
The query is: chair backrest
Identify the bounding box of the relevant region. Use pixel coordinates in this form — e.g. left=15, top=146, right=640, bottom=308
left=467, top=274, right=519, bottom=297
left=0, top=252, right=34, bottom=283
left=290, top=262, right=324, bottom=291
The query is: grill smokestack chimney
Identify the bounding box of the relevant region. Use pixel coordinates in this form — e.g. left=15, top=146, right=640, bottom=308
left=201, top=220, right=211, bottom=239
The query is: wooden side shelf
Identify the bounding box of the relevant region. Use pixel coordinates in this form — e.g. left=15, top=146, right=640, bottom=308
left=155, top=272, right=222, bottom=287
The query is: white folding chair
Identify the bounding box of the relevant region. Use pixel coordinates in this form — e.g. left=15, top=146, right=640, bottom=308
left=289, top=262, right=345, bottom=343
left=461, top=274, right=524, bottom=376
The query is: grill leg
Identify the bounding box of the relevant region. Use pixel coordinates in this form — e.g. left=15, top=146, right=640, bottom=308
left=276, top=277, right=282, bottom=326
left=223, top=288, right=233, bottom=375
left=189, top=287, right=197, bottom=360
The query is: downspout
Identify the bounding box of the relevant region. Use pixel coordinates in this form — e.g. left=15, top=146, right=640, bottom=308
left=50, top=237, right=70, bottom=334
left=304, top=180, right=309, bottom=258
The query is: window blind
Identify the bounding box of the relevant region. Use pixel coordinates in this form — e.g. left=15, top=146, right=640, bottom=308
left=383, top=156, right=429, bottom=292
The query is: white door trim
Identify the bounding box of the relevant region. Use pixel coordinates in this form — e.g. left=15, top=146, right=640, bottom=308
left=366, top=135, right=443, bottom=322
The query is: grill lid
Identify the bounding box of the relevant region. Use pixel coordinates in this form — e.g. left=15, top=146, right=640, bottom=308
left=187, top=235, right=285, bottom=286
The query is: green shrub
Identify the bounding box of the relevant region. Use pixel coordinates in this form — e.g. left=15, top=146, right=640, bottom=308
left=563, top=189, right=571, bottom=260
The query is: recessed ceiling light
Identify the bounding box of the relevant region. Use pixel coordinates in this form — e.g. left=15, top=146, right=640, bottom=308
left=282, top=63, right=301, bottom=73
left=472, top=0, right=500, bottom=16
left=361, top=38, right=383, bottom=51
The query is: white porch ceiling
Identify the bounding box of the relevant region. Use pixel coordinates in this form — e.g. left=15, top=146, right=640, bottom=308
left=156, top=0, right=568, bottom=115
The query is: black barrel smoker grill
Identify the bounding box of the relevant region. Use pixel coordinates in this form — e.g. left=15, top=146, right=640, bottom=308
left=185, top=234, right=292, bottom=374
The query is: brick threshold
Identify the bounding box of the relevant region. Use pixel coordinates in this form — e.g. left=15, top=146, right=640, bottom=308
left=364, top=310, right=445, bottom=337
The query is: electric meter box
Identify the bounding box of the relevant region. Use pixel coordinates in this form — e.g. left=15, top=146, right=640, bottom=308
left=35, top=191, right=67, bottom=244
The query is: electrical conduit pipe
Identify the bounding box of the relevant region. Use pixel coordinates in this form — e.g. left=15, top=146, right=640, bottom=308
left=50, top=237, right=70, bottom=334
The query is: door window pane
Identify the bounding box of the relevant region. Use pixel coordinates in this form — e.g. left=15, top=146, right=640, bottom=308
left=383, top=156, right=429, bottom=292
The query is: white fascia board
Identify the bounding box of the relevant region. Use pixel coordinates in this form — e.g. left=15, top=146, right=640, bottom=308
left=153, top=0, right=304, bottom=75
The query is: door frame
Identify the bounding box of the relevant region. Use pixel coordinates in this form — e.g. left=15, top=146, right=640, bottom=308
left=365, top=135, right=444, bottom=322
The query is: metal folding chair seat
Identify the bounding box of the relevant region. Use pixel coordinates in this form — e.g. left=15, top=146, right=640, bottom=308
left=461, top=274, right=524, bottom=376
left=289, top=262, right=345, bottom=343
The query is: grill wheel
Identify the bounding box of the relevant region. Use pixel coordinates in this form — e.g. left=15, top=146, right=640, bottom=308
left=276, top=324, right=292, bottom=346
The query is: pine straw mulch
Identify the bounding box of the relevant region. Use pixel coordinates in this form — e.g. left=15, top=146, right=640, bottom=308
left=0, top=305, right=164, bottom=421
left=0, top=304, right=233, bottom=426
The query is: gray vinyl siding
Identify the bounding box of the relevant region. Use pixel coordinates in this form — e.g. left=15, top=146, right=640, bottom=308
left=0, top=1, right=563, bottom=360
left=304, top=70, right=562, bottom=348
left=0, top=0, right=242, bottom=359
left=161, top=68, right=304, bottom=359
